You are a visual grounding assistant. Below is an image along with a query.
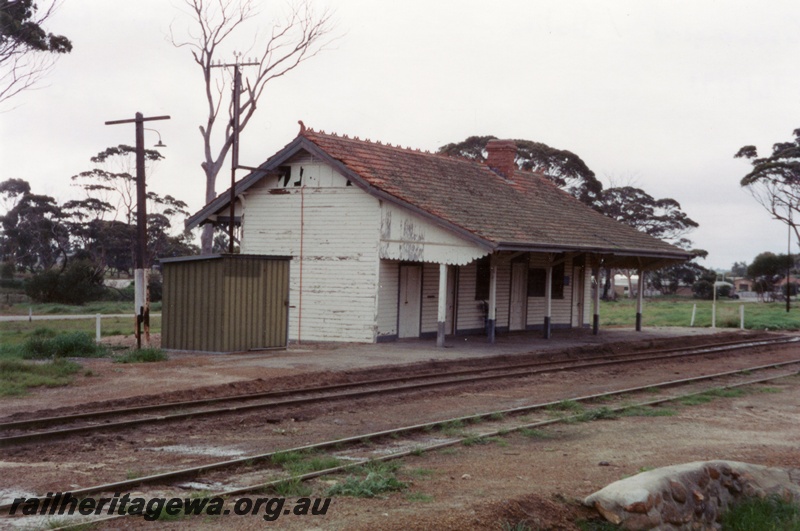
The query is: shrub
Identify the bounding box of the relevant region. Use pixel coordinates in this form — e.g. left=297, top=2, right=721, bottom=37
left=25, top=261, right=105, bottom=304
left=0, top=261, right=14, bottom=279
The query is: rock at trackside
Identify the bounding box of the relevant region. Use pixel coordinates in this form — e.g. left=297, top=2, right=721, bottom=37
left=584, top=460, right=800, bottom=530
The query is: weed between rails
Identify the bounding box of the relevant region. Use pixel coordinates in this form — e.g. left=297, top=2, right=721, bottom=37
left=327, top=462, right=406, bottom=498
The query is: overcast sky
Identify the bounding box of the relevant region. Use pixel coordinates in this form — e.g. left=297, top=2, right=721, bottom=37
left=2, top=0, right=799, bottom=270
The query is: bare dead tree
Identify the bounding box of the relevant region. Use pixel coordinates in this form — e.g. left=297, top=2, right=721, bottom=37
left=171, top=0, right=336, bottom=253
left=0, top=0, right=72, bottom=105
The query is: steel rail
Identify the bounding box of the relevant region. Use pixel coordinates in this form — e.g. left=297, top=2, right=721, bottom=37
left=1, top=334, right=789, bottom=431
left=2, top=356, right=798, bottom=517
left=1, top=336, right=797, bottom=446
left=36, top=367, right=800, bottom=531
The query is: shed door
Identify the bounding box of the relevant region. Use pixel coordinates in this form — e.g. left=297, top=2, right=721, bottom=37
left=510, top=262, right=528, bottom=331
left=398, top=265, right=422, bottom=338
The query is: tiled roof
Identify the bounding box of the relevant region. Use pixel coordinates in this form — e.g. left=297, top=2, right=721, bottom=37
left=299, top=129, right=690, bottom=260
left=188, top=128, right=692, bottom=263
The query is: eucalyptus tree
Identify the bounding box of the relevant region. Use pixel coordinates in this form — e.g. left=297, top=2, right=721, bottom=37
left=0, top=0, right=72, bottom=104
left=735, top=128, right=800, bottom=248
left=438, top=135, right=603, bottom=208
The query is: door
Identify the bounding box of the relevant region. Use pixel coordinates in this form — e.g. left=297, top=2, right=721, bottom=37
left=509, top=261, right=528, bottom=331
left=398, top=265, right=422, bottom=338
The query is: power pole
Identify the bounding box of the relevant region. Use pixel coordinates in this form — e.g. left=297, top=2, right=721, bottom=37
left=105, top=112, right=170, bottom=348
left=788, top=215, right=792, bottom=313
left=211, top=55, right=258, bottom=253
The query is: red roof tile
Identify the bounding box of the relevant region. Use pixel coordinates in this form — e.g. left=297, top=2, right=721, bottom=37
left=188, top=128, right=691, bottom=263
left=300, top=129, right=689, bottom=259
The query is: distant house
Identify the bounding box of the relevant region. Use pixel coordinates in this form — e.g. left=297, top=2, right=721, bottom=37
left=187, top=126, right=691, bottom=345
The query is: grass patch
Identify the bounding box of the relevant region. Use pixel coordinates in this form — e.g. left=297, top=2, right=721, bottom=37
left=112, top=348, right=168, bottom=364
left=438, top=419, right=465, bottom=436
left=500, top=521, right=533, bottom=531
left=272, top=478, right=313, bottom=497
left=600, top=297, right=800, bottom=331
left=704, top=387, right=747, bottom=398
left=574, top=407, right=619, bottom=422
left=548, top=399, right=585, bottom=413
left=678, top=394, right=714, bottom=406
left=519, top=428, right=553, bottom=439
left=326, top=461, right=406, bottom=498
left=461, top=434, right=490, bottom=446
left=679, top=387, right=747, bottom=406
left=272, top=450, right=341, bottom=476
left=0, top=316, right=162, bottom=348
left=21, top=332, right=109, bottom=359
left=0, top=358, right=81, bottom=396
left=287, top=456, right=342, bottom=475
left=620, top=405, right=677, bottom=417
left=271, top=450, right=306, bottom=467
left=757, top=386, right=783, bottom=394
left=720, top=495, right=800, bottom=530
left=406, top=492, right=434, bottom=503
left=407, top=468, right=435, bottom=478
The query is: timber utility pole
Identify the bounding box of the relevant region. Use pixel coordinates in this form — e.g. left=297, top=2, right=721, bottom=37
left=211, top=55, right=258, bottom=253
left=105, top=112, right=170, bottom=349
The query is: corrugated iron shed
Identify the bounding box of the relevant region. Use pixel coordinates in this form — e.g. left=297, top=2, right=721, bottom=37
left=160, top=254, right=290, bottom=353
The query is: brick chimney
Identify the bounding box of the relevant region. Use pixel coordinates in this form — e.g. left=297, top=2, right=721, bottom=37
left=485, top=139, right=517, bottom=179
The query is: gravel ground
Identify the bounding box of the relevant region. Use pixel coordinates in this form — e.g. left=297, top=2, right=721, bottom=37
left=1, top=329, right=798, bottom=530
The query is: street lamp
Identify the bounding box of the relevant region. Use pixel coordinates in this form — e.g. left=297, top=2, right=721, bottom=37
left=105, top=112, right=170, bottom=349
left=145, top=128, right=166, bottom=148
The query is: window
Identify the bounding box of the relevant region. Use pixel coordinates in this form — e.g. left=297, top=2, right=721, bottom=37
left=527, top=263, right=565, bottom=299
left=527, top=268, right=546, bottom=297
left=475, top=256, right=490, bottom=300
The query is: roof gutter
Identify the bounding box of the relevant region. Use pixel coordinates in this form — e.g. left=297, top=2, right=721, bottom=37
left=495, top=242, right=693, bottom=261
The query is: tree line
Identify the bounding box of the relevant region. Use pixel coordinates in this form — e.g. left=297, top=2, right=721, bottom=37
left=0, top=146, right=197, bottom=303
left=438, top=135, right=708, bottom=298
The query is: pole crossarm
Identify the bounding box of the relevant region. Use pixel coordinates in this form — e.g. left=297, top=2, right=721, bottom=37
left=105, top=115, right=171, bottom=125
left=210, top=58, right=259, bottom=254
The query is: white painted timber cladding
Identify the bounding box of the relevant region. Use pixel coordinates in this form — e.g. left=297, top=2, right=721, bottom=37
left=421, top=263, right=438, bottom=333
left=526, top=255, right=574, bottom=326
left=241, top=162, right=380, bottom=342
left=456, top=261, right=484, bottom=332
left=379, top=203, right=487, bottom=266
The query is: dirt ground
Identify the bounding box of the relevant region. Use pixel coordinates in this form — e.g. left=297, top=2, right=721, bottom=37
left=1, top=330, right=799, bottom=530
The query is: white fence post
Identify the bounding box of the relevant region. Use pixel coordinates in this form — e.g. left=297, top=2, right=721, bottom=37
left=96, top=314, right=101, bottom=343
left=740, top=305, right=744, bottom=330
left=690, top=304, right=696, bottom=327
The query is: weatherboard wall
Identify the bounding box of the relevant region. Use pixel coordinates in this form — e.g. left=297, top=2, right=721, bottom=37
left=240, top=160, right=382, bottom=343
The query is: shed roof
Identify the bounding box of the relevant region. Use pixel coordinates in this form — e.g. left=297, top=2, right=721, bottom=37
left=188, top=127, right=693, bottom=266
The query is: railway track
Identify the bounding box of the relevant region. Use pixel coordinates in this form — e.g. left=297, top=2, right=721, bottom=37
left=1, top=335, right=797, bottom=446
left=2, top=354, right=799, bottom=530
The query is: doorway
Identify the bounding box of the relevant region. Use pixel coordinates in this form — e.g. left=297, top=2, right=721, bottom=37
left=398, top=264, right=422, bottom=338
